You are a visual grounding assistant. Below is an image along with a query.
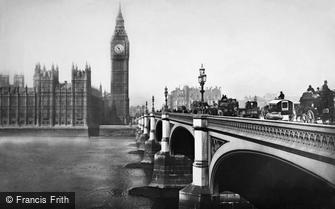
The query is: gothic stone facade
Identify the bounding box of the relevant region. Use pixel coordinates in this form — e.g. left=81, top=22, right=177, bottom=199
left=0, top=64, right=103, bottom=129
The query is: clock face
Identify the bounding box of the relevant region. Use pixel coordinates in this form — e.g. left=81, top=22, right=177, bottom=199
left=114, top=44, right=125, bottom=54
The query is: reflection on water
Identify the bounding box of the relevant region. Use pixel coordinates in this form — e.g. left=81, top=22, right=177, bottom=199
left=0, top=136, right=178, bottom=209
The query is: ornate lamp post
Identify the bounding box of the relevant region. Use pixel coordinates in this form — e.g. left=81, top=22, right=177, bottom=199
left=164, top=86, right=168, bottom=111
left=198, top=64, right=207, bottom=113
left=152, top=96, right=155, bottom=113
left=141, top=104, right=145, bottom=115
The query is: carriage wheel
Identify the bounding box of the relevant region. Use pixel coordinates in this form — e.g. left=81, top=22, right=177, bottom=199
left=322, top=108, right=330, bottom=124
left=301, top=113, right=307, bottom=123
left=289, top=114, right=295, bottom=121
left=307, top=110, right=315, bottom=123
left=296, top=115, right=301, bottom=122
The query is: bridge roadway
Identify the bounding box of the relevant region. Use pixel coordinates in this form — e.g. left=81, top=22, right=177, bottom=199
left=136, top=112, right=335, bottom=209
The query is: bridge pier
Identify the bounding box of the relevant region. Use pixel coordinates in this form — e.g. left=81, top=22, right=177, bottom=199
left=135, top=117, right=142, bottom=141
left=142, top=113, right=161, bottom=164
left=150, top=113, right=192, bottom=188
left=179, top=115, right=211, bottom=209
left=135, top=116, right=142, bottom=143
left=137, top=114, right=149, bottom=151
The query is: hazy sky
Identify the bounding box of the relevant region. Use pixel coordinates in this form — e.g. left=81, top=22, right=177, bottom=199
left=1, top=0, right=335, bottom=106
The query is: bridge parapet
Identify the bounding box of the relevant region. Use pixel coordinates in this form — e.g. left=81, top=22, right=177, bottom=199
left=154, top=112, right=193, bottom=126
left=154, top=112, right=162, bottom=118
left=207, top=116, right=335, bottom=160
left=152, top=112, right=335, bottom=160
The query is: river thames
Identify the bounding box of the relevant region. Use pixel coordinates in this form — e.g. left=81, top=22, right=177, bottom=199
left=0, top=136, right=178, bottom=209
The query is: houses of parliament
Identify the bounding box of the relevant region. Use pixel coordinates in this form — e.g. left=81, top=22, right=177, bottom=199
left=0, top=6, right=130, bottom=130
left=0, top=64, right=103, bottom=129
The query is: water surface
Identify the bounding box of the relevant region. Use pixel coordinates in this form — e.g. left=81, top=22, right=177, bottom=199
left=0, top=136, right=170, bottom=209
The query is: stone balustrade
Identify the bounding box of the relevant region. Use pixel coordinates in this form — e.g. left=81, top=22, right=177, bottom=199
left=207, top=116, right=335, bottom=159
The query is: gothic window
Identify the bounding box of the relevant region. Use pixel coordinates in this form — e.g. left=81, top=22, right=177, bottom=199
left=75, top=107, right=83, bottom=120
left=67, top=95, right=72, bottom=106
left=19, top=110, right=24, bottom=118
left=28, top=96, right=34, bottom=106
left=27, top=107, right=34, bottom=118
left=1, top=109, right=6, bottom=116
left=1, top=97, right=6, bottom=106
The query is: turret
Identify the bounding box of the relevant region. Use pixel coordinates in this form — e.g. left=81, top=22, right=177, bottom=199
left=99, top=83, right=103, bottom=96
left=71, top=63, right=91, bottom=81
left=33, top=63, right=41, bottom=89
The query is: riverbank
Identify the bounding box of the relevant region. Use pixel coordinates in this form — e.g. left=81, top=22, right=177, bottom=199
left=99, top=125, right=136, bottom=137
left=0, top=126, right=95, bottom=137
left=0, top=125, right=136, bottom=137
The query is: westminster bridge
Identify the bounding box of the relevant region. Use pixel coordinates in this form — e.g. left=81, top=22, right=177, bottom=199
left=135, top=112, right=335, bottom=209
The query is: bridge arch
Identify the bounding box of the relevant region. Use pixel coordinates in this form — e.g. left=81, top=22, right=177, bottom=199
left=155, top=120, right=162, bottom=141
left=169, top=125, right=194, bottom=161
left=209, top=138, right=335, bottom=209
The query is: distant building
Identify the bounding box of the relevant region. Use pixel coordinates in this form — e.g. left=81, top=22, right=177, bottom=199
left=0, top=64, right=103, bottom=131
left=129, top=105, right=145, bottom=118
left=168, top=85, right=222, bottom=110
left=13, top=74, right=24, bottom=87
left=0, top=75, right=9, bottom=87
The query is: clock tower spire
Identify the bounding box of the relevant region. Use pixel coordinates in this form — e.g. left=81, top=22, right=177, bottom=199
left=110, top=4, right=129, bottom=124
left=114, top=3, right=125, bottom=34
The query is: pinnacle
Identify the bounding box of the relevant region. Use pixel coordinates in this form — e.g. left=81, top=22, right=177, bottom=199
left=117, top=2, right=123, bottom=19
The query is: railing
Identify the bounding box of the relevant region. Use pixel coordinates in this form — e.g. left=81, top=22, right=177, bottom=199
left=168, top=113, right=193, bottom=125
left=154, top=112, right=162, bottom=118
left=207, top=116, right=335, bottom=159
left=151, top=113, right=335, bottom=158
left=154, top=112, right=193, bottom=126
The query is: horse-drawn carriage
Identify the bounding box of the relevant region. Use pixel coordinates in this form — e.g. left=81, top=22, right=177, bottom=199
left=263, top=99, right=295, bottom=121
left=190, top=101, right=218, bottom=115
left=239, top=100, right=260, bottom=118
left=173, top=105, right=189, bottom=113
left=296, top=88, right=335, bottom=124
left=217, top=95, right=239, bottom=116
left=190, top=95, right=239, bottom=116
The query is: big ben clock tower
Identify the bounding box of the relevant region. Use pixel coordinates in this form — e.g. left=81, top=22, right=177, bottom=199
left=110, top=5, right=129, bottom=124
